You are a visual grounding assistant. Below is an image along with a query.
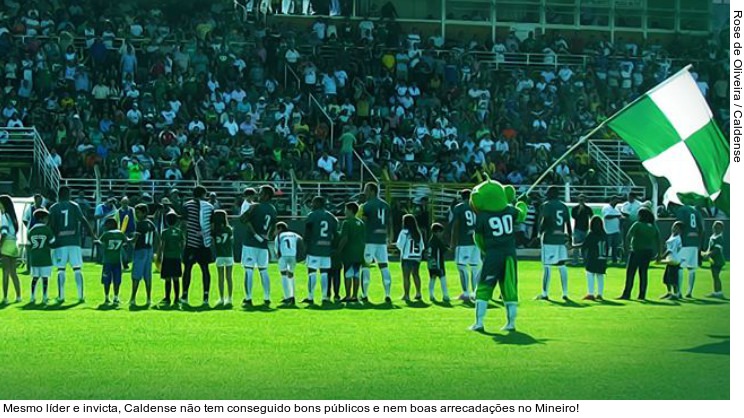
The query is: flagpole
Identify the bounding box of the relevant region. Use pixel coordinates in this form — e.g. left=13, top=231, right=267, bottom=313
left=520, top=63, right=694, bottom=200
left=520, top=123, right=604, bottom=199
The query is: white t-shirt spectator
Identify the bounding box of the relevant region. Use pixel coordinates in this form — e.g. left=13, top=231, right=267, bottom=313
left=126, top=108, right=142, bottom=125
left=223, top=119, right=239, bottom=136
left=285, top=48, right=301, bottom=64
left=620, top=200, right=642, bottom=222
left=359, top=20, right=374, bottom=41
left=322, top=73, right=337, bottom=95
left=317, top=155, right=337, bottom=174
left=303, top=65, right=317, bottom=86
left=334, top=70, right=348, bottom=88
left=312, top=21, right=326, bottom=40
left=479, top=138, right=495, bottom=153
left=495, top=139, right=509, bottom=154
left=602, top=205, right=622, bottom=234
left=188, top=120, right=205, bottom=133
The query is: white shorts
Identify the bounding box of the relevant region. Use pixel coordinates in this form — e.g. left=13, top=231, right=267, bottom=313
left=278, top=256, right=297, bottom=272
left=242, top=246, right=269, bottom=269
left=215, top=257, right=234, bottom=268
left=307, top=255, right=331, bottom=270
left=31, top=266, right=53, bottom=278
left=680, top=247, right=699, bottom=269
left=542, top=244, right=569, bottom=266
left=364, top=244, right=389, bottom=265
left=455, top=245, right=481, bottom=266
left=53, top=246, right=83, bottom=269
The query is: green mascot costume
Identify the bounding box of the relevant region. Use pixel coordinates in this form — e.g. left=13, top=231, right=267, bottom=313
left=469, top=178, right=527, bottom=331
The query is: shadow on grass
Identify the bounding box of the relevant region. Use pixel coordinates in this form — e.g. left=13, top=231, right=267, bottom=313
left=45, top=301, right=83, bottom=311
left=682, top=298, right=729, bottom=306
left=307, top=302, right=345, bottom=311
left=95, top=303, right=119, bottom=311
left=403, top=299, right=430, bottom=309
left=596, top=299, right=626, bottom=306
left=21, top=302, right=49, bottom=311
left=240, top=303, right=277, bottom=313
left=276, top=303, right=300, bottom=310
left=343, top=301, right=401, bottom=311
left=547, top=299, right=588, bottom=309
left=431, top=300, right=454, bottom=308
left=181, top=303, right=216, bottom=313
left=638, top=299, right=679, bottom=306
left=128, top=304, right=154, bottom=312
left=680, top=337, right=730, bottom=356
left=489, top=331, right=548, bottom=346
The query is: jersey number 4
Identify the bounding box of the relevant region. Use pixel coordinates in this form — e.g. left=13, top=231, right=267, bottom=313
left=488, top=215, right=514, bottom=237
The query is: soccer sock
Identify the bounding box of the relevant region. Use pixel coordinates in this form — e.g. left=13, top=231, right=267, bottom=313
left=165, top=280, right=172, bottom=301
left=320, top=272, right=329, bottom=300
left=474, top=299, right=488, bottom=328
left=260, top=269, right=270, bottom=301
left=441, top=276, right=450, bottom=299
left=244, top=269, right=254, bottom=300
left=541, top=266, right=550, bottom=297
left=57, top=270, right=66, bottom=300
left=381, top=267, right=392, bottom=297
left=280, top=273, right=289, bottom=299
left=586, top=272, right=595, bottom=295
left=559, top=265, right=569, bottom=297
left=172, top=279, right=180, bottom=302
left=287, top=273, right=295, bottom=298
left=308, top=272, right=317, bottom=301
left=687, top=270, right=696, bottom=295
left=597, top=274, right=605, bottom=296
left=74, top=269, right=84, bottom=300
left=428, top=278, right=436, bottom=299
left=31, top=278, right=38, bottom=300
left=361, top=268, right=370, bottom=297
left=471, top=267, right=481, bottom=294
left=457, top=265, right=469, bottom=295
left=505, top=302, right=517, bottom=329
left=677, top=270, right=684, bottom=296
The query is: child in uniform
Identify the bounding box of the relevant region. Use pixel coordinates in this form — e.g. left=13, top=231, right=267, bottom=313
left=396, top=214, right=425, bottom=301
left=426, top=223, right=450, bottom=302
left=703, top=221, right=726, bottom=299
left=97, top=218, right=129, bottom=304
left=579, top=216, right=608, bottom=301
left=131, top=204, right=158, bottom=307
left=213, top=210, right=234, bottom=306
left=660, top=221, right=683, bottom=300
left=158, top=211, right=183, bottom=306
left=27, top=209, right=55, bottom=304
left=274, top=222, right=303, bottom=305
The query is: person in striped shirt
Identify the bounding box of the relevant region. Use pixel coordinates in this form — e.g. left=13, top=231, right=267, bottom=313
left=180, top=186, right=215, bottom=306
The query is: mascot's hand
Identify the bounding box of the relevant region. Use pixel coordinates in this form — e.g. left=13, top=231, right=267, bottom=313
left=504, top=185, right=516, bottom=204
left=515, top=201, right=528, bottom=223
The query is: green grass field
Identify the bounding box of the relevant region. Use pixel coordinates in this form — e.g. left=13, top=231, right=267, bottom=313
left=0, top=261, right=729, bottom=400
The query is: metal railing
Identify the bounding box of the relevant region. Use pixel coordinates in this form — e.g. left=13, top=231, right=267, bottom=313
left=588, top=139, right=644, bottom=172
left=587, top=140, right=636, bottom=187
left=0, top=127, right=60, bottom=194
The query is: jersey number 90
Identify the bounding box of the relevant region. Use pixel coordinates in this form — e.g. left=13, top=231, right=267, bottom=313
left=488, top=215, right=514, bottom=237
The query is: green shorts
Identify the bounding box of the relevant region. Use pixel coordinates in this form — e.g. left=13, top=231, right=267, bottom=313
left=476, top=252, right=518, bottom=303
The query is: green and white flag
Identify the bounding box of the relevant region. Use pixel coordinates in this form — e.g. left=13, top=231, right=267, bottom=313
left=607, top=66, right=729, bottom=212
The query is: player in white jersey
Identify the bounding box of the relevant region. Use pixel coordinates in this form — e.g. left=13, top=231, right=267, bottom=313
left=274, top=222, right=304, bottom=305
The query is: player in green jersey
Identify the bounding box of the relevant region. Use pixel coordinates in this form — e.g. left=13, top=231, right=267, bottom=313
left=675, top=204, right=704, bottom=298
left=702, top=221, right=726, bottom=299
left=213, top=210, right=235, bottom=306
left=27, top=209, right=55, bottom=304
left=302, top=196, right=338, bottom=304
left=537, top=186, right=573, bottom=301
left=239, top=185, right=277, bottom=306
left=96, top=217, right=130, bottom=304
left=337, top=202, right=365, bottom=302
left=358, top=182, right=393, bottom=303
left=48, top=186, right=96, bottom=303
left=158, top=211, right=184, bottom=306
left=450, top=189, right=480, bottom=301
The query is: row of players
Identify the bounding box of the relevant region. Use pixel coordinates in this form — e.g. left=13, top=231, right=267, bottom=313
left=1, top=183, right=727, bottom=331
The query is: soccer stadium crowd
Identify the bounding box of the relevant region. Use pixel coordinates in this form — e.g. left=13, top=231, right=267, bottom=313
left=0, top=0, right=730, bottom=187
